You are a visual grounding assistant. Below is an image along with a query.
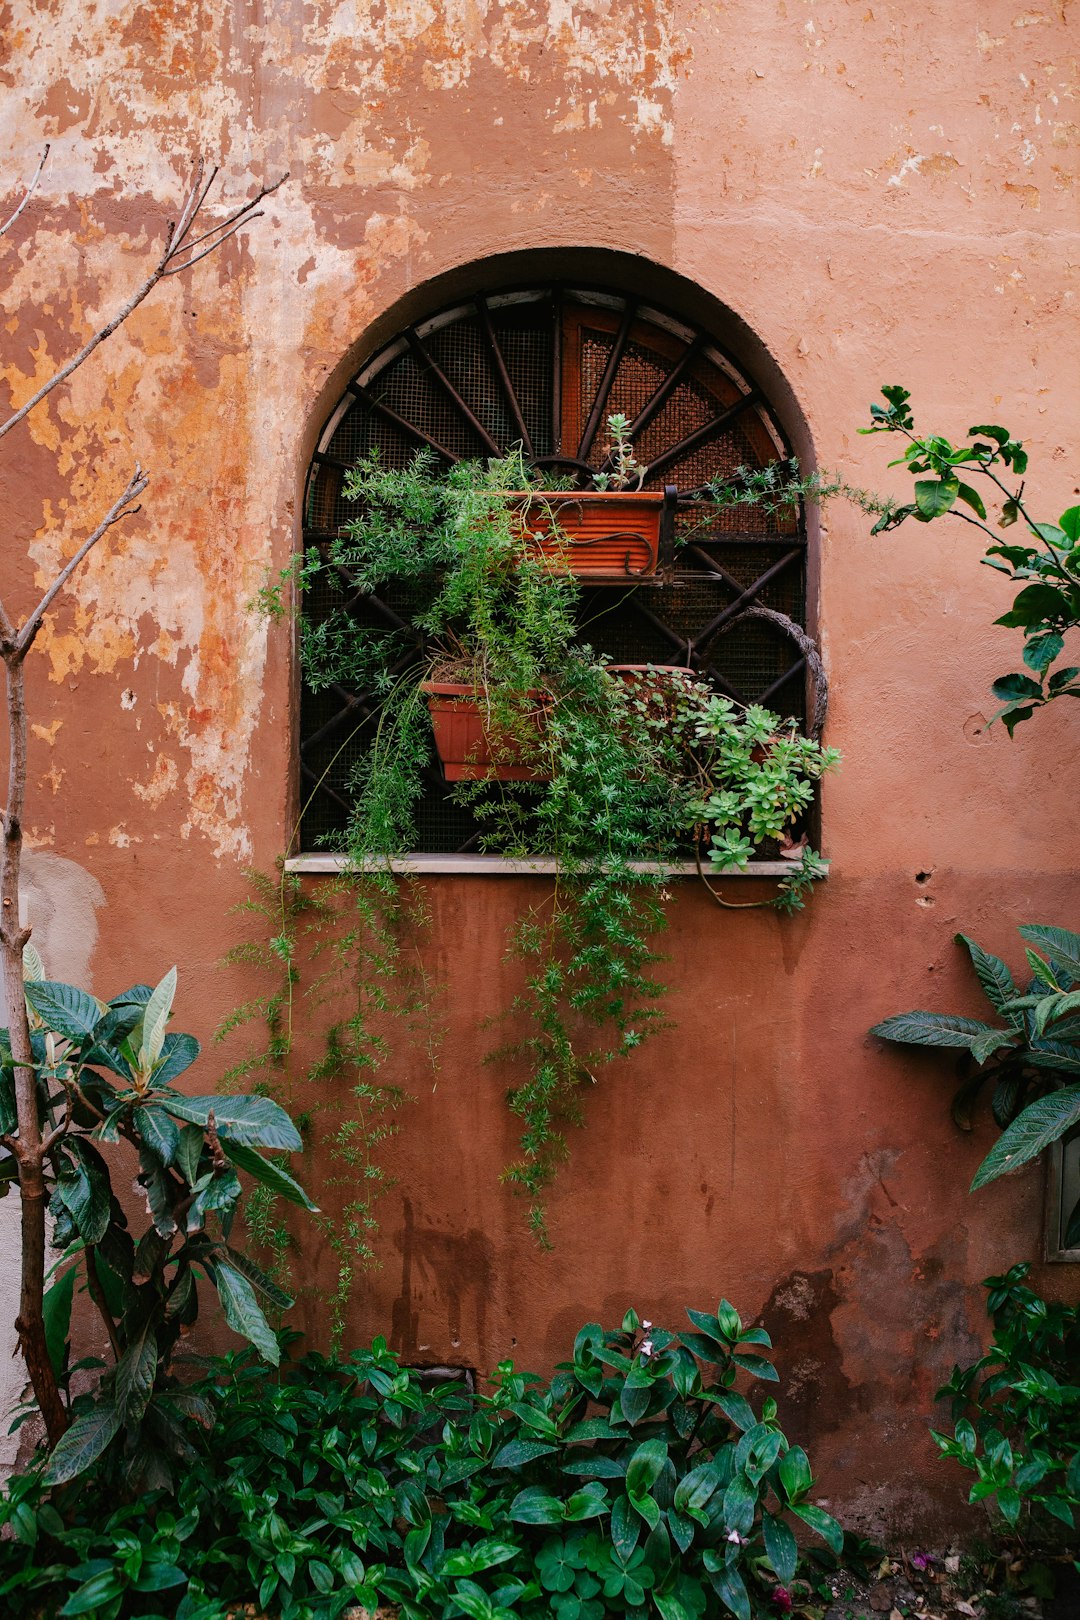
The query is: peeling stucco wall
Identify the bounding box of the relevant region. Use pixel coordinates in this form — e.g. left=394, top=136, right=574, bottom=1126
left=1, top=0, right=1078, bottom=1532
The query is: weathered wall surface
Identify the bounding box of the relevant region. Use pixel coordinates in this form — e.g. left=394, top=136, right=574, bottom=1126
left=2, top=0, right=1078, bottom=1533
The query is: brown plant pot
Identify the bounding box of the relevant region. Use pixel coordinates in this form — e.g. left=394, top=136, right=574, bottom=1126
left=421, top=682, right=550, bottom=782
left=509, top=491, right=668, bottom=581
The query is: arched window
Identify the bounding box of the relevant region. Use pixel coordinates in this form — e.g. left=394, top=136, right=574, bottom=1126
left=300, top=284, right=809, bottom=855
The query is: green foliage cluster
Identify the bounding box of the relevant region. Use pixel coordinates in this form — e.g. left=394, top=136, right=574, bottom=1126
left=872, top=926, right=1080, bottom=1240
left=862, top=386, right=1080, bottom=733
left=0, top=959, right=312, bottom=1488
left=0, top=1301, right=862, bottom=1620
left=935, top=1265, right=1080, bottom=1535
left=253, top=442, right=837, bottom=1239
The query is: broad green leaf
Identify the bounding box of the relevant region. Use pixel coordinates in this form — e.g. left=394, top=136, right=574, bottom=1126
left=43, top=1264, right=76, bottom=1380
left=59, top=1572, right=125, bottom=1616
left=491, top=1438, right=557, bottom=1468
left=24, top=981, right=103, bottom=1042
left=1034, top=990, right=1080, bottom=1038
left=792, top=1501, right=844, bottom=1554
left=54, top=1144, right=110, bottom=1245
left=870, top=1011, right=1005, bottom=1053
left=114, top=1322, right=157, bottom=1426
left=220, top=1139, right=318, bottom=1211
left=1019, top=925, right=1080, bottom=985
left=212, top=1261, right=280, bottom=1365
left=174, top=1124, right=204, bottom=1187
left=610, top=1492, right=641, bottom=1559
left=914, top=477, right=957, bottom=518
left=996, top=584, right=1068, bottom=629
left=778, top=1445, right=812, bottom=1502
left=136, top=1105, right=180, bottom=1165
left=685, top=1307, right=722, bottom=1341
left=1060, top=505, right=1080, bottom=543
left=22, top=943, right=44, bottom=983
left=992, top=672, right=1043, bottom=702
left=762, top=1513, right=797, bottom=1585
left=1024, top=632, right=1064, bottom=676
left=716, top=1299, right=742, bottom=1339
left=221, top=1245, right=294, bottom=1311
left=139, top=966, right=177, bottom=1071
left=163, top=1093, right=302, bottom=1150
left=714, top=1390, right=756, bottom=1432
left=43, top=1400, right=121, bottom=1484
left=626, top=1438, right=668, bottom=1496
left=722, top=1474, right=756, bottom=1536
left=563, top=1485, right=608, bottom=1522
left=955, top=934, right=1019, bottom=1023
left=972, top=1087, right=1080, bottom=1188
left=509, top=1487, right=565, bottom=1524
left=674, top=1459, right=723, bottom=1515
left=955, top=482, right=986, bottom=519
left=152, top=1032, right=200, bottom=1087
left=705, top=1558, right=751, bottom=1620
left=620, top=1378, right=652, bottom=1426
left=971, top=1029, right=1018, bottom=1065
left=655, top=1591, right=695, bottom=1620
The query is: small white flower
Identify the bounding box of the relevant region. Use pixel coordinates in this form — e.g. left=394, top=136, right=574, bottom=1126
left=727, top=1529, right=743, bottom=1545
left=639, top=1339, right=654, bottom=1359
left=642, top=1320, right=653, bottom=1331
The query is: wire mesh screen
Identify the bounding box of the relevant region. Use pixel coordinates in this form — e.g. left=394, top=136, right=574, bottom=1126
left=299, top=287, right=809, bottom=853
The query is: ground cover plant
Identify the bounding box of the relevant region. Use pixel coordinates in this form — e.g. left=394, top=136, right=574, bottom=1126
left=0, top=1301, right=857, bottom=1620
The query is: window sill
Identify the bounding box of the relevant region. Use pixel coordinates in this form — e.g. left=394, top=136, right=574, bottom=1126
left=284, top=853, right=830, bottom=879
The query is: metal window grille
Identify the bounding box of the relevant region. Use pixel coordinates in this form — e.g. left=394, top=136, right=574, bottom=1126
left=300, top=287, right=808, bottom=854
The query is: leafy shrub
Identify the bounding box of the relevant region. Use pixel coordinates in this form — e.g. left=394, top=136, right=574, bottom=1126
left=871, top=926, right=1080, bottom=1238
left=0, top=1302, right=856, bottom=1620
left=935, top=1265, right=1080, bottom=1535
left=0, top=961, right=313, bottom=1490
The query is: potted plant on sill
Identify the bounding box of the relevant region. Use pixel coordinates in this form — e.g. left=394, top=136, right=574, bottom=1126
left=271, top=441, right=839, bottom=1228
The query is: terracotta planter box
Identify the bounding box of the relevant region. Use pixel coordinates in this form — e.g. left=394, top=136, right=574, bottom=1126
left=421, top=681, right=550, bottom=782
left=509, top=489, right=674, bottom=582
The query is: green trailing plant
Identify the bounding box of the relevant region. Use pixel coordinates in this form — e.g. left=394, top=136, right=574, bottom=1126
left=935, top=1265, right=1080, bottom=1538
left=871, top=926, right=1080, bottom=1240
left=0, top=956, right=314, bottom=1489
left=0, top=1299, right=861, bottom=1620
left=260, top=442, right=838, bottom=1237
left=861, top=385, right=1080, bottom=734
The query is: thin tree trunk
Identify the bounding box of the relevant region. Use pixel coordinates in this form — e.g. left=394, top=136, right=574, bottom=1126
left=1, top=653, right=67, bottom=1442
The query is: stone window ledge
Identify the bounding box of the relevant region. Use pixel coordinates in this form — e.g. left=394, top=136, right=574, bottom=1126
left=284, top=853, right=830, bottom=879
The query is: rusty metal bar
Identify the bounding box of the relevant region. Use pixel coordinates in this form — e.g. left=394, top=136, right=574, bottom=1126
left=551, top=286, right=562, bottom=455
left=577, top=299, right=635, bottom=464
left=475, top=295, right=532, bottom=457
left=658, top=485, right=678, bottom=584
left=692, top=548, right=803, bottom=647
left=759, top=657, right=806, bottom=708
left=624, top=596, right=748, bottom=706
left=349, top=382, right=460, bottom=464
left=628, top=336, right=704, bottom=440
left=405, top=328, right=501, bottom=456
left=644, top=390, right=761, bottom=482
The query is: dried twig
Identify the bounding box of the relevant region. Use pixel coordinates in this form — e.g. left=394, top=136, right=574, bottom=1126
left=0, top=160, right=287, bottom=443
left=0, top=144, right=50, bottom=242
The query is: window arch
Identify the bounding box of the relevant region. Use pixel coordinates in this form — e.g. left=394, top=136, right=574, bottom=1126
left=300, top=283, right=811, bottom=854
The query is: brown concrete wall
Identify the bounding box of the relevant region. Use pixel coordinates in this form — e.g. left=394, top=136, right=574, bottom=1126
left=2, top=0, right=1079, bottom=1534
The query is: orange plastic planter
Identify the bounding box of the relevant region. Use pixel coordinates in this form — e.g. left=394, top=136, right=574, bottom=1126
left=510, top=491, right=665, bottom=581
left=421, top=682, right=550, bottom=782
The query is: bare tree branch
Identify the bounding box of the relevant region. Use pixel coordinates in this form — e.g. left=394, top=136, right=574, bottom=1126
left=0, top=145, right=50, bottom=242
left=10, top=466, right=149, bottom=662
left=0, top=161, right=287, bottom=444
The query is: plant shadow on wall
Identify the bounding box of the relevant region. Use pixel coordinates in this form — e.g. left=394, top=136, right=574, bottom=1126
left=235, top=422, right=852, bottom=1289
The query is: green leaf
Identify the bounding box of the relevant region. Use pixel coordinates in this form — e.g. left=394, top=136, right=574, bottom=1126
left=211, top=1261, right=281, bottom=1365
left=722, top=1474, right=756, bottom=1536
left=762, top=1513, right=797, bottom=1585
left=705, top=1558, right=751, bottom=1620
left=870, top=1011, right=1006, bottom=1053
left=43, top=1400, right=121, bottom=1484
left=778, top=1445, right=812, bottom=1502
left=491, top=1438, right=558, bottom=1469
left=59, top=1571, right=124, bottom=1615
left=626, top=1438, right=668, bottom=1496
left=152, top=1032, right=200, bottom=1087
left=509, top=1487, right=565, bottom=1524
left=24, top=981, right=103, bottom=1042
left=955, top=934, right=1019, bottom=1022
left=139, top=966, right=177, bottom=1071
left=996, top=584, right=1068, bottom=629
left=714, top=1391, right=756, bottom=1432
left=972, top=1087, right=1080, bottom=1188
left=620, top=1378, right=652, bottom=1426
left=1023, top=632, right=1064, bottom=675
left=992, top=672, right=1043, bottom=702
left=163, top=1093, right=302, bottom=1150
left=1034, top=990, right=1080, bottom=1038
left=174, top=1124, right=204, bottom=1187
left=114, top=1322, right=157, bottom=1426
left=914, top=477, right=958, bottom=518
left=1060, top=505, right=1080, bottom=544
left=136, top=1105, right=180, bottom=1165
left=1019, top=925, right=1080, bottom=985
left=43, top=1263, right=76, bottom=1381
left=955, top=482, right=987, bottom=519
left=221, top=1246, right=294, bottom=1310
left=220, top=1139, right=318, bottom=1211
left=610, top=1493, right=641, bottom=1559
left=792, top=1501, right=844, bottom=1554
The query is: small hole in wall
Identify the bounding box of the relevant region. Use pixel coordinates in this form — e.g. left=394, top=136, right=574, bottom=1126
left=915, top=870, right=934, bottom=884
